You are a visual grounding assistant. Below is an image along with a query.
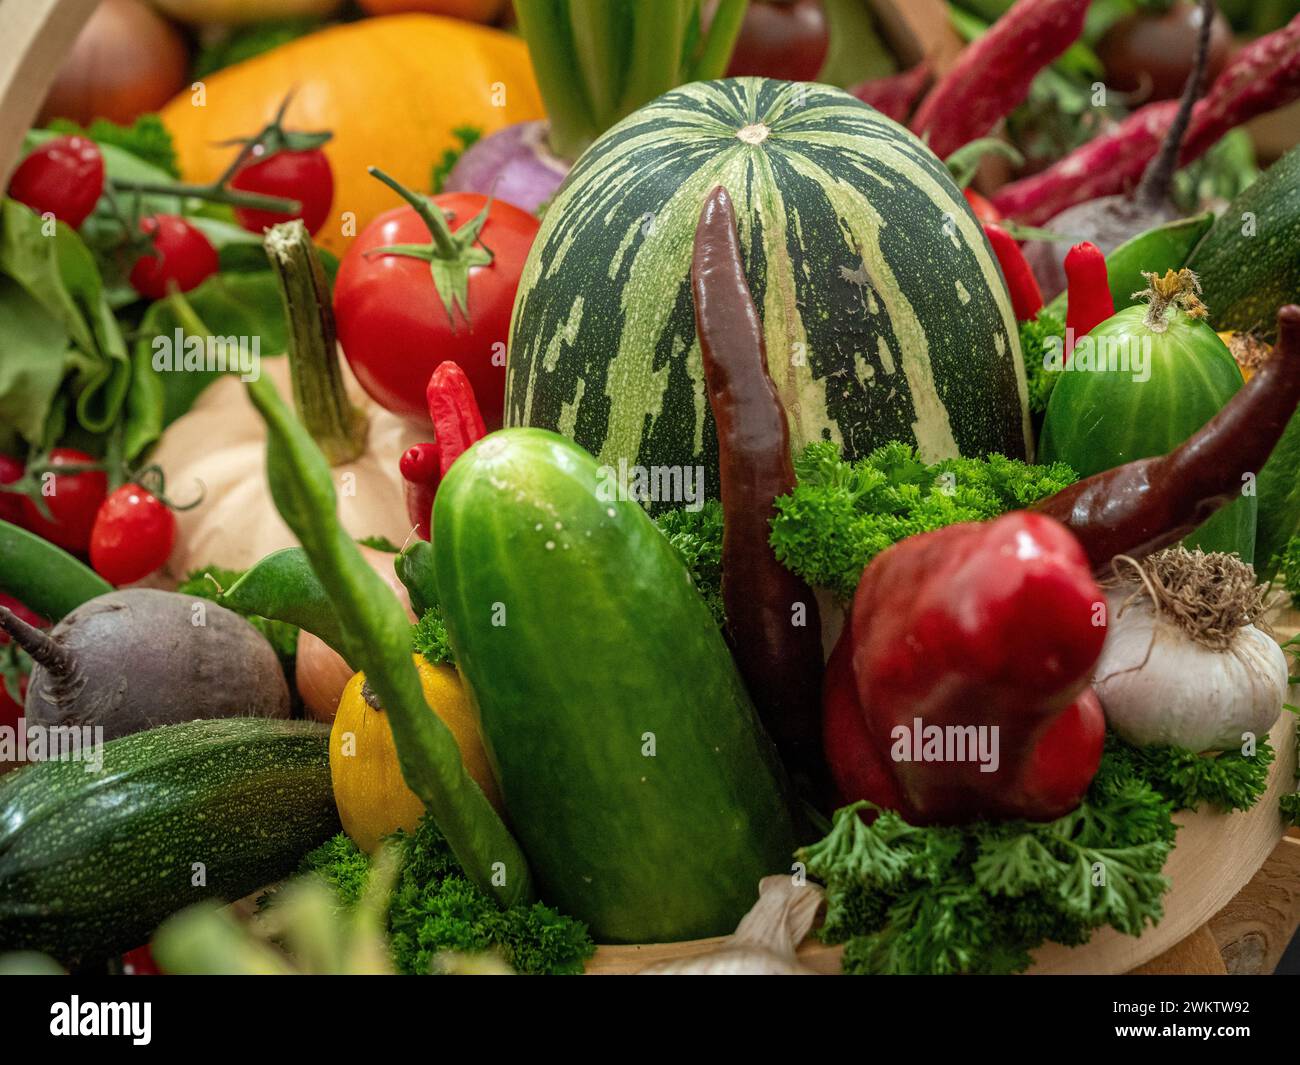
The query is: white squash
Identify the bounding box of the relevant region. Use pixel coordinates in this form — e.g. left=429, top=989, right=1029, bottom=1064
left=153, top=356, right=421, bottom=577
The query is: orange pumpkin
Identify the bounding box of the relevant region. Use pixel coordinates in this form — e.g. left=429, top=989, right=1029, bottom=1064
left=160, top=15, right=543, bottom=254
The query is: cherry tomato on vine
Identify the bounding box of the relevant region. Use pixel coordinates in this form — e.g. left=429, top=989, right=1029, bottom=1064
left=7, top=135, right=104, bottom=229
left=334, top=186, right=539, bottom=430
left=89, top=484, right=176, bottom=585
left=725, top=0, right=829, bottom=83
left=231, top=145, right=334, bottom=236
left=16, top=448, right=107, bottom=554
left=128, top=215, right=219, bottom=301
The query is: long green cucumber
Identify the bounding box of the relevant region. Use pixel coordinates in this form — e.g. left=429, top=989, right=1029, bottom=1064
left=434, top=429, right=797, bottom=944
left=0, top=718, right=338, bottom=963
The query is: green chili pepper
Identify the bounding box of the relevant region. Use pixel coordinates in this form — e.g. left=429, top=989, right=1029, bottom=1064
left=221, top=547, right=350, bottom=660
left=0, top=519, right=112, bottom=620
left=245, top=373, right=534, bottom=908
left=395, top=540, right=438, bottom=617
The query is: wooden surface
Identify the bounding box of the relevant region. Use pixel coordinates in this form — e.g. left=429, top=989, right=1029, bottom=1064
left=1209, top=833, right=1300, bottom=974
left=0, top=0, right=98, bottom=186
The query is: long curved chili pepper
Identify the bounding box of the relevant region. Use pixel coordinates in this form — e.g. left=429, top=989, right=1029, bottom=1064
left=985, top=223, right=1043, bottom=321
left=427, top=360, right=487, bottom=478
left=691, top=184, right=825, bottom=788
left=1034, top=304, right=1300, bottom=572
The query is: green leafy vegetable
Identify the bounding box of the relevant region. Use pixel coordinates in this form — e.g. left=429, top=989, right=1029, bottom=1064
left=431, top=126, right=482, bottom=193
left=411, top=605, right=455, bottom=667
left=800, top=748, right=1178, bottom=975
left=1019, top=307, right=1066, bottom=416
left=1279, top=535, right=1300, bottom=609
left=1102, top=732, right=1275, bottom=814
left=300, top=816, right=594, bottom=975
left=48, top=114, right=179, bottom=178
left=193, top=18, right=325, bottom=79
left=654, top=500, right=725, bottom=626
left=770, top=440, right=1076, bottom=601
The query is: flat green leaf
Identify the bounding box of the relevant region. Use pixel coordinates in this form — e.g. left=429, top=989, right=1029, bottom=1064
left=0, top=276, right=71, bottom=446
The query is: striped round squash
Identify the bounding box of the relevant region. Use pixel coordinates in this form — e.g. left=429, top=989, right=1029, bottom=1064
left=506, top=78, right=1031, bottom=494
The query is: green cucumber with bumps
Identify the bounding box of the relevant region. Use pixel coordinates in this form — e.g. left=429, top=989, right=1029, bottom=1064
left=434, top=428, right=797, bottom=944
left=0, top=718, right=338, bottom=963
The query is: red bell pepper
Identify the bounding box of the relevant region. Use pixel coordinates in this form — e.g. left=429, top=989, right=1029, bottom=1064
left=823, top=510, right=1107, bottom=825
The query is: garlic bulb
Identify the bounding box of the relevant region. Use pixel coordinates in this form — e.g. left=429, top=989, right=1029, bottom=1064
left=1093, top=550, right=1288, bottom=752
left=638, top=876, right=824, bottom=975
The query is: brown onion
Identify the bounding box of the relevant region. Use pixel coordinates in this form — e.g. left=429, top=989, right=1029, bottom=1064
left=39, top=0, right=189, bottom=128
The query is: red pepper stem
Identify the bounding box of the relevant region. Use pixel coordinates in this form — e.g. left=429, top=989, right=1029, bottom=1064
left=367, top=166, right=459, bottom=261
left=263, top=221, right=368, bottom=466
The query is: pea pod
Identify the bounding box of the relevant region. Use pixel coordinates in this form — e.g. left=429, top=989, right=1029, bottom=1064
left=1043, top=212, right=1215, bottom=319
left=244, top=373, right=533, bottom=908
left=0, top=520, right=111, bottom=620
left=221, top=548, right=349, bottom=658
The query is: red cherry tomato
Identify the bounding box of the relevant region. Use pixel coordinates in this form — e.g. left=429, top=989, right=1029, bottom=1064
left=0, top=454, right=24, bottom=526
left=726, top=0, right=829, bottom=83
left=334, top=193, right=539, bottom=430
left=128, top=215, right=219, bottom=300
left=89, top=484, right=176, bottom=585
left=231, top=145, right=335, bottom=237
left=963, top=188, right=1003, bottom=225
left=17, top=448, right=107, bottom=554
left=121, top=944, right=162, bottom=976
left=7, top=135, right=104, bottom=229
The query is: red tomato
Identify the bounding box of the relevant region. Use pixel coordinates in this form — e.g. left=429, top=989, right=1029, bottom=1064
left=7, top=135, right=104, bottom=229
left=0, top=454, right=24, bottom=526
left=726, top=0, right=829, bottom=83
left=17, top=448, right=107, bottom=554
left=128, top=215, right=219, bottom=300
left=121, top=944, right=161, bottom=975
left=89, top=484, right=176, bottom=585
left=231, top=146, right=335, bottom=237
left=334, top=193, right=539, bottom=429
left=964, top=188, right=1003, bottom=225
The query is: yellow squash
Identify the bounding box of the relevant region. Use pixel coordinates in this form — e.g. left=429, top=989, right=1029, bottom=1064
left=329, top=656, right=503, bottom=852
left=160, top=15, right=544, bottom=254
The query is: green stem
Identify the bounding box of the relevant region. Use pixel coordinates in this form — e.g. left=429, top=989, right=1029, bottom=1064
left=110, top=179, right=299, bottom=215
left=620, top=0, right=689, bottom=119
left=366, top=167, right=458, bottom=260
left=692, top=0, right=748, bottom=81
left=245, top=375, right=535, bottom=909
left=263, top=221, right=368, bottom=466
left=514, top=0, right=598, bottom=161
left=567, top=0, right=625, bottom=132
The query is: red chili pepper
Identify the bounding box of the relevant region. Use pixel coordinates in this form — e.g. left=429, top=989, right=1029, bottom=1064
left=823, top=510, right=1107, bottom=825
left=1063, top=242, right=1114, bottom=362
left=984, top=223, right=1043, bottom=321
left=1035, top=304, right=1300, bottom=572
left=427, top=361, right=487, bottom=478
left=399, top=443, right=441, bottom=541
left=849, top=62, right=933, bottom=124
left=964, top=188, right=1002, bottom=224
left=994, top=14, right=1300, bottom=224
left=692, top=184, right=825, bottom=790
left=399, top=362, right=489, bottom=540
left=909, top=0, right=1090, bottom=160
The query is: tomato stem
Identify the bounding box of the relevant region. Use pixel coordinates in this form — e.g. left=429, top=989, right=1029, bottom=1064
left=263, top=221, right=369, bottom=466
left=366, top=167, right=459, bottom=260
left=109, top=178, right=300, bottom=216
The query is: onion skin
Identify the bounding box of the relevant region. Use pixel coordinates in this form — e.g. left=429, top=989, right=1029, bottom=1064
left=296, top=545, right=415, bottom=722
left=443, top=121, right=569, bottom=214
left=39, top=0, right=189, bottom=128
